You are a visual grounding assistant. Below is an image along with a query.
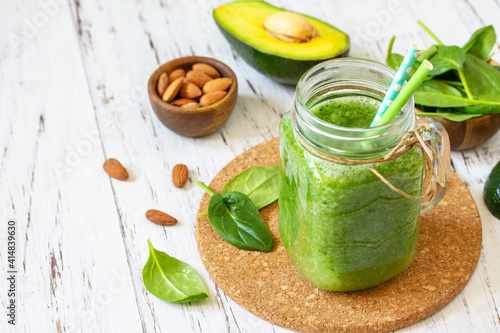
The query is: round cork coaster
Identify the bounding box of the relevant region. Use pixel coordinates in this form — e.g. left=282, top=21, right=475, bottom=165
left=195, top=137, right=482, bottom=333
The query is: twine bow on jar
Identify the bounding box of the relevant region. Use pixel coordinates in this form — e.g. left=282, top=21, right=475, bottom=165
left=296, top=123, right=448, bottom=205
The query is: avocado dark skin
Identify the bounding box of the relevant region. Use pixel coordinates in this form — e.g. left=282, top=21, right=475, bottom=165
left=217, top=27, right=349, bottom=85
left=484, top=160, right=500, bottom=219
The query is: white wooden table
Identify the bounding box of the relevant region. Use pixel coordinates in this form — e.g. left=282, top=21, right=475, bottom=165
left=1, top=0, right=499, bottom=332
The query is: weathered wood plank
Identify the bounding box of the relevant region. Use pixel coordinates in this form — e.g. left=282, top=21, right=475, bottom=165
left=0, top=0, right=143, bottom=332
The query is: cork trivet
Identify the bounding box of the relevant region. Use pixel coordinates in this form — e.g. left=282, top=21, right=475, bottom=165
left=195, top=138, right=482, bottom=333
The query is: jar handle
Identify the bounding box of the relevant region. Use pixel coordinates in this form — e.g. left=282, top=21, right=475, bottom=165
left=416, top=116, right=451, bottom=214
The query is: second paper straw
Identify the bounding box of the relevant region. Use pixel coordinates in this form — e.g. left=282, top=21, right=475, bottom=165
left=375, top=60, right=434, bottom=126
left=370, top=44, right=421, bottom=127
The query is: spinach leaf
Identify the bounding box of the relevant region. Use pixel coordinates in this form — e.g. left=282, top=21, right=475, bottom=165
left=426, top=45, right=473, bottom=98
left=428, top=45, right=466, bottom=76
left=463, top=53, right=500, bottom=105
left=433, top=79, right=462, bottom=87
left=418, top=20, right=444, bottom=45
left=462, top=104, right=500, bottom=114
left=386, top=35, right=404, bottom=70
left=143, top=240, right=208, bottom=303
left=221, top=166, right=279, bottom=210
left=463, top=25, right=496, bottom=60
left=418, top=79, right=463, bottom=97
left=415, top=72, right=500, bottom=111
left=416, top=111, right=483, bottom=122
left=198, top=182, right=274, bottom=252
left=415, top=80, right=471, bottom=107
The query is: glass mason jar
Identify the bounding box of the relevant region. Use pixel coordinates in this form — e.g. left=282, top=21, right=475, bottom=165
left=279, top=58, right=450, bottom=291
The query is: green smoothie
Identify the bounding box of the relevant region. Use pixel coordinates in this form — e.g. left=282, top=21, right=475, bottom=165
left=311, top=95, right=379, bottom=128
left=279, top=96, right=424, bottom=291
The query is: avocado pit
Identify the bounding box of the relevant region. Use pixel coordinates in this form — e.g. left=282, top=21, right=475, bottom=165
left=263, top=11, right=320, bottom=43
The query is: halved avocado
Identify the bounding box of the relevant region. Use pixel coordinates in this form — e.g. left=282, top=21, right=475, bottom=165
left=213, top=1, right=350, bottom=84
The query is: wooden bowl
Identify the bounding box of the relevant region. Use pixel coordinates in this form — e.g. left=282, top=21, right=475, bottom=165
left=415, top=109, right=500, bottom=151
left=435, top=114, right=500, bottom=150
left=148, top=56, right=238, bottom=137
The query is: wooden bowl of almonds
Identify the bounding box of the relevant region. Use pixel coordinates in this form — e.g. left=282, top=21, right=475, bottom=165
left=148, top=56, right=238, bottom=137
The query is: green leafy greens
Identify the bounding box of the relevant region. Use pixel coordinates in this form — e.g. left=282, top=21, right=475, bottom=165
left=414, top=111, right=483, bottom=122
left=198, top=165, right=279, bottom=217
left=221, top=166, right=279, bottom=210
left=143, top=240, right=208, bottom=303
left=463, top=25, right=497, bottom=60
left=198, top=181, right=274, bottom=252
left=386, top=22, right=499, bottom=121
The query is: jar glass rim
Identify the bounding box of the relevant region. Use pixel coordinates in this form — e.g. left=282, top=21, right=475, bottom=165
left=292, top=58, right=415, bottom=159
left=295, top=58, right=414, bottom=133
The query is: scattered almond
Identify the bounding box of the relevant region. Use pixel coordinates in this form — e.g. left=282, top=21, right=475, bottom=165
left=156, top=73, right=169, bottom=96
left=192, top=63, right=221, bottom=78
left=103, top=158, right=129, bottom=181
left=172, top=164, right=189, bottom=188
left=162, top=77, right=184, bottom=102
left=171, top=98, right=197, bottom=106
left=168, top=68, right=185, bottom=82
left=200, top=91, right=227, bottom=106
left=185, top=70, right=213, bottom=88
left=179, top=82, right=202, bottom=99
left=145, top=209, right=177, bottom=226
left=203, top=78, right=232, bottom=94
left=181, top=102, right=200, bottom=109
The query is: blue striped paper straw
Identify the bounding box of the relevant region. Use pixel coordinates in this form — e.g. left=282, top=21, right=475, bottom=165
left=370, top=44, right=421, bottom=127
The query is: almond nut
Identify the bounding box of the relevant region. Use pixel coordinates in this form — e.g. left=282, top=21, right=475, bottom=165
left=179, top=82, right=202, bottom=99
left=103, top=158, right=129, bottom=181
left=200, top=91, right=227, bottom=106
left=168, top=68, right=185, bottom=82
left=171, top=98, right=197, bottom=106
left=202, top=78, right=232, bottom=94
left=181, top=102, right=199, bottom=109
left=157, top=73, right=169, bottom=96
left=145, top=209, right=177, bottom=226
left=185, top=70, right=213, bottom=88
left=162, top=77, right=183, bottom=102
left=172, top=164, right=189, bottom=188
left=192, top=63, right=221, bottom=78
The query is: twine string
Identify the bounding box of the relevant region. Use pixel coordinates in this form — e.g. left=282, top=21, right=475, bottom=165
left=295, top=125, right=447, bottom=202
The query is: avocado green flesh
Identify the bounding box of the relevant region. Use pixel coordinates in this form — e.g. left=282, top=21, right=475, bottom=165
left=214, top=1, right=350, bottom=84
left=484, top=161, right=500, bottom=219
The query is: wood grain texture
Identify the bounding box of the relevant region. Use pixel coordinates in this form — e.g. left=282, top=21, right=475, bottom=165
left=0, top=0, right=499, bottom=332
left=415, top=108, right=500, bottom=151
left=437, top=114, right=500, bottom=151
